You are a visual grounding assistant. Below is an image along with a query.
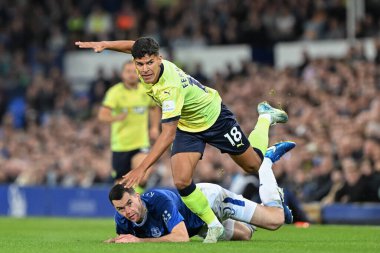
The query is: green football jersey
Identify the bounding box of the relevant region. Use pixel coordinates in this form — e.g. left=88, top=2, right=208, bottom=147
left=102, top=82, right=155, bottom=151
left=140, top=60, right=222, bottom=132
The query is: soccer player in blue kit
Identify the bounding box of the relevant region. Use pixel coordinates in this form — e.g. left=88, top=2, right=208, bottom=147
left=76, top=37, right=289, bottom=243
left=105, top=142, right=295, bottom=243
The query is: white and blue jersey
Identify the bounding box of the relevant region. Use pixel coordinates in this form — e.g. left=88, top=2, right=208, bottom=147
left=114, top=189, right=205, bottom=238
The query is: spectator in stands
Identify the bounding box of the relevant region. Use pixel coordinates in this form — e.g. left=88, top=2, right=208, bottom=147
left=334, top=158, right=373, bottom=203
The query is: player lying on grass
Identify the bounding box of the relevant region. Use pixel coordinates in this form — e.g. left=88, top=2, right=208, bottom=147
left=105, top=142, right=295, bottom=243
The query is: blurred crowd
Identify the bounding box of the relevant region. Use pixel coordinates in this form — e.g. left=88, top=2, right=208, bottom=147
left=1, top=0, right=380, bottom=207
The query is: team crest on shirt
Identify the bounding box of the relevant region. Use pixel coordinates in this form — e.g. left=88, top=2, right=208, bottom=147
left=162, top=100, right=175, bottom=112
left=162, top=210, right=172, bottom=224
left=151, top=227, right=162, bottom=237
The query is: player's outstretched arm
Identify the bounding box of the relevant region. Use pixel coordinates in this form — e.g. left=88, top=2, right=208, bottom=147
left=113, top=222, right=189, bottom=243
left=74, top=40, right=135, bottom=54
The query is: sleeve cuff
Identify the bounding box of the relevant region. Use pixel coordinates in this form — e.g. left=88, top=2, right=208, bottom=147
left=161, top=115, right=180, bottom=123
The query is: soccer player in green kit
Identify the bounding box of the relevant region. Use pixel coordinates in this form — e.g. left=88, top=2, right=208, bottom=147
left=75, top=37, right=289, bottom=243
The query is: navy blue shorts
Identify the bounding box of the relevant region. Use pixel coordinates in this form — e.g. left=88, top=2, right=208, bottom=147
left=171, top=104, right=250, bottom=157
left=112, top=148, right=149, bottom=179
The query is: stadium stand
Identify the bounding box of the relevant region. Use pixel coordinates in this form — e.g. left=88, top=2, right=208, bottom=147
left=0, top=0, right=380, bottom=223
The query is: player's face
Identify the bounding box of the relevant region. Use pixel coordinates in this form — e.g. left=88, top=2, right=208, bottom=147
left=112, top=192, right=145, bottom=223
left=134, top=54, right=162, bottom=84
left=121, top=62, right=139, bottom=87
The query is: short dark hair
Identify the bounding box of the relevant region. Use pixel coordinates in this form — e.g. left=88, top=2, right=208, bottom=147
left=108, top=184, right=136, bottom=204
left=131, top=37, right=160, bottom=59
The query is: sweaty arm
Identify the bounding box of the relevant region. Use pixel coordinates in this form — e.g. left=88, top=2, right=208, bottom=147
left=75, top=40, right=135, bottom=54
left=98, top=106, right=127, bottom=123
left=138, top=120, right=177, bottom=171
left=121, top=120, right=178, bottom=187
left=149, top=106, right=161, bottom=140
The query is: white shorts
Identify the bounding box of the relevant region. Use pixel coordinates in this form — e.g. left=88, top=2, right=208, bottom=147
left=197, top=183, right=257, bottom=223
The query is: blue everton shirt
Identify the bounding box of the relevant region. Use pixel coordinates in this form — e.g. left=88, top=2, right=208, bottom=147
left=114, top=189, right=205, bottom=238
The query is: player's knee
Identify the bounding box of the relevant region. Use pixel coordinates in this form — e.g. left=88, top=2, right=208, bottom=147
left=243, top=164, right=259, bottom=174
left=174, top=179, right=191, bottom=190
left=240, top=231, right=253, bottom=241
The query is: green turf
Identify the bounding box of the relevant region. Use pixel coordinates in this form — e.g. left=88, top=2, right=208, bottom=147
left=0, top=217, right=379, bottom=253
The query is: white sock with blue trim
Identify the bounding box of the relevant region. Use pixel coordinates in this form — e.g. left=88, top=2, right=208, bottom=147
left=258, top=158, right=282, bottom=208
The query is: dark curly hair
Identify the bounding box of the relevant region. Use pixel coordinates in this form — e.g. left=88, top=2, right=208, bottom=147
left=131, top=37, right=160, bottom=59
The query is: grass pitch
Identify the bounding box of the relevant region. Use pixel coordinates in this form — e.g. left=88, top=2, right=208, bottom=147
left=0, top=217, right=379, bottom=253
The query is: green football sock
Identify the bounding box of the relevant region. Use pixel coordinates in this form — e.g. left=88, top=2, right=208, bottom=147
left=248, top=116, right=271, bottom=156
left=181, top=186, right=217, bottom=225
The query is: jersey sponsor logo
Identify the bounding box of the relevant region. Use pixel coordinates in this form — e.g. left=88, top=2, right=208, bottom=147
left=151, top=227, right=162, bottom=237
left=133, top=106, right=146, bottom=114
left=162, top=100, right=175, bottom=112
left=162, top=210, right=172, bottom=224
left=140, top=148, right=149, bottom=153
left=144, top=192, right=155, bottom=198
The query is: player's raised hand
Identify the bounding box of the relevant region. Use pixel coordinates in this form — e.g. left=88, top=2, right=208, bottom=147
left=75, top=41, right=106, bottom=53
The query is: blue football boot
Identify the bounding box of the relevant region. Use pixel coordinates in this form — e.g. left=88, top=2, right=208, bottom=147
left=265, top=141, right=296, bottom=163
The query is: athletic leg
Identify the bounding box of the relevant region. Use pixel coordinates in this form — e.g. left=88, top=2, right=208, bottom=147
left=209, top=102, right=287, bottom=174
left=171, top=153, right=224, bottom=243
left=251, top=142, right=296, bottom=229
left=198, top=182, right=283, bottom=231
left=232, top=102, right=288, bottom=172
left=222, top=219, right=254, bottom=241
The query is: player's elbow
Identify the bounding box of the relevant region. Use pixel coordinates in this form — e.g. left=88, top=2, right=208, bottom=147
left=178, top=236, right=190, bottom=242
left=265, top=211, right=285, bottom=231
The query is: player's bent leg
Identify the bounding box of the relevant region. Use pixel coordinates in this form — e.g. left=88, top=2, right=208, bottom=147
left=247, top=102, right=289, bottom=158
left=249, top=204, right=284, bottom=230
left=229, top=147, right=262, bottom=174
left=199, top=219, right=254, bottom=241
left=172, top=154, right=224, bottom=243
left=223, top=219, right=255, bottom=241
left=263, top=142, right=296, bottom=224
left=198, top=183, right=284, bottom=231
left=171, top=152, right=201, bottom=189
left=198, top=183, right=258, bottom=224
